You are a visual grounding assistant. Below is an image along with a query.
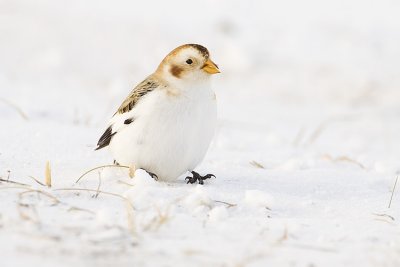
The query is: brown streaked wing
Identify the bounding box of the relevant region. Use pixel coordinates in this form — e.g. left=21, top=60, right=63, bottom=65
left=116, top=78, right=159, bottom=115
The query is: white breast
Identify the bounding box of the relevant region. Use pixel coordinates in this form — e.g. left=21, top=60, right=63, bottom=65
left=109, top=83, right=217, bottom=181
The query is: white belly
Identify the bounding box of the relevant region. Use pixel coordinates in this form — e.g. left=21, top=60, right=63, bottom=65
left=109, top=87, right=217, bottom=181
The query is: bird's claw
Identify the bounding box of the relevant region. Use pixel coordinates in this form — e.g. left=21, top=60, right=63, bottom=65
left=185, top=171, right=215, bottom=185
left=145, top=170, right=159, bottom=181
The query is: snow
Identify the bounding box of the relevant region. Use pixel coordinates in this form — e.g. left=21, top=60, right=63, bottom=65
left=1, top=0, right=400, bottom=266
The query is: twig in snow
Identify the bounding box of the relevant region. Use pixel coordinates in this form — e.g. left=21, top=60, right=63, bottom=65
left=129, top=164, right=136, bottom=178
left=17, top=201, right=39, bottom=223
left=372, top=213, right=395, bottom=221
left=0, top=186, right=31, bottom=191
left=93, top=172, right=102, bottom=198
left=335, top=156, right=366, bottom=169
left=19, top=189, right=61, bottom=205
left=54, top=188, right=134, bottom=209
left=67, top=206, right=96, bottom=215
left=117, top=180, right=135, bottom=187
left=0, top=97, right=29, bottom=120
left=26, top=161, right=53, bottom=187
left=54, top=188, right=136, bottom=236
left=75, top=164, right=130, bottom=184
left=304, top=115, right=356, bottom=146
left=28, top=176, right=46, bottom=186
left=388, top=175, right=399, bottom=209
left=250, top=160, right=265, bottom=169
left=45, top=161, right=52, bottom=187
left=125, top=200, right=136, bottom=236
left=0, top=178, right=31, bottom=187
left=275, top=226, right=289, bottom=244
left=17, top=189, right=61, bottom=224
left=322, top=154, right=366, bottom=169
left=214, top=200, right=237, bottom=208
left=292, top=126, right=306, bottom=147
left=305, top=121, right=327, bottom=145
left=142, top=206, right=170, bottom=232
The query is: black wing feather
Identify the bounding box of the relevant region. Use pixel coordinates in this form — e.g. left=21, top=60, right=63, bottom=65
left=95, top=76, right=159, bottom=151
left=95, top=126, right=116, bottom=150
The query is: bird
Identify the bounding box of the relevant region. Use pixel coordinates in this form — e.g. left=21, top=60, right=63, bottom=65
left=96, top=44, right=220, bottom=184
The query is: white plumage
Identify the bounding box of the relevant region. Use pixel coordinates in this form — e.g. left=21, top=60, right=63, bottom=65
left=96, top=44, right=219, bottom=182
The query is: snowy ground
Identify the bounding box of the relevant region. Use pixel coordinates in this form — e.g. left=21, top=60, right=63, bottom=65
left=1, top=0, right=400, bottom=266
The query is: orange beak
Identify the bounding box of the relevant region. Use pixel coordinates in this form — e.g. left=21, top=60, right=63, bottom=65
left=202, top=59, right=220, bottom=74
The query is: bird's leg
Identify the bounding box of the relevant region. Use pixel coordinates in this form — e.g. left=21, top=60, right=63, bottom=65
left=144, top=170, right=159, bottom=181
left=185, top=171, right=215, bottom=185
left=113, top=160, right=120, bottom=166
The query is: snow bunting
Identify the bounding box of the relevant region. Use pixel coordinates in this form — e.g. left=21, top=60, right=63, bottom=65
left=96, top=44, right=220, bottom=184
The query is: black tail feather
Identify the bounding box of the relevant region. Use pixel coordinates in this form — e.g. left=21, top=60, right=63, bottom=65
left=95, top=126, right=115, bottom=150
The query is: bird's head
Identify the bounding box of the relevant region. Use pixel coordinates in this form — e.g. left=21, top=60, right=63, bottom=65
left=156, top=44, right=220, bottom=86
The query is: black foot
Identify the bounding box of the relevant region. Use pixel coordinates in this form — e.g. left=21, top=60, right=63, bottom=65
left=185, top=171, right=215, bottom=185
left=113, top=160, right=120, bottom=166
left=144, top=170, right=158, bottom=181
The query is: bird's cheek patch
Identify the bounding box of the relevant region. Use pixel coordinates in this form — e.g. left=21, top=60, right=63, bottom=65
left=170, top=65, right=183, bottom=78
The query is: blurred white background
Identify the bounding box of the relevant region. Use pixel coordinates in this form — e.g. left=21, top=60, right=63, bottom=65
left=1, top=1, right=400, bottom=267
left=2, top=0, right=400, bottom=121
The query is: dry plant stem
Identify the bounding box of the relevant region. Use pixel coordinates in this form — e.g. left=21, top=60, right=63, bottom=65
left=93, top=172, right=102, bottom=198
left=125, top=200, right=136, bottom=235
left=129, top=164, right=136, bottom=178
left=0, top=178, right=31, bottom=187
left=28, top=176, right=46, bottom=186
left=304, top=115, right=356, bottom=146
left=276, top=227, right=289, bottom=244
left=19, top=189, right=61, bottom=205
left=0, top=97, right=29, bottom=120
left=335, top=156, right=366, bottom=169
left=117, top=180, right=135, bottom=187
left=142, top=205, right=170, bottom=232
left=55, top=187, right=136, bottom=235
left=17, top=201, right=39, bottom=223
left=249, top=160, right=265, bottom=169
left=54, top=188, right=134, bottom=209
left=68, top=206, right=96, bottom=215
left=323, top=155, right=366, bottom=169
left=17, top=189, right=60, bottom=223
left=214, top=200, right=237, bottom=208
left=388, top=175, right=399, bottom=209
left=372, top=213, right=395, bottom=221
left=0, top=186, right=32, bottom=191
left=75, top=164, right=130, bottom=184
left=45, top=161, right=52, bottom=187
left=292, top=126, right=306, bottom=147
left=19, top=189, right=96, bottom=216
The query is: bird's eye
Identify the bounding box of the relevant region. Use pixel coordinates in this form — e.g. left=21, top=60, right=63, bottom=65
left=186, top=59, right=193, bottom=65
